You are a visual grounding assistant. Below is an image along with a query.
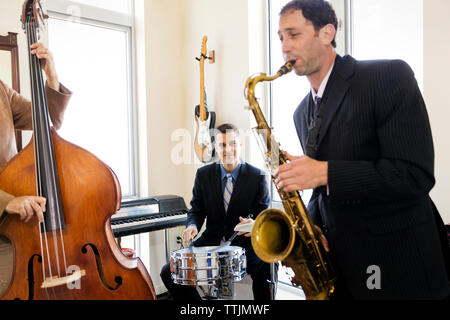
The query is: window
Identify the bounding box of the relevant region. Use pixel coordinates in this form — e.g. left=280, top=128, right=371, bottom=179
left=46, top=0, right=136, bottom=197
left=351, top=0, right=423, bottom=89
left=268, top=0, right=307, bottom=161
left=268, top=0, right=310, bottom=207
left=69, top=0, right=132, bottom=14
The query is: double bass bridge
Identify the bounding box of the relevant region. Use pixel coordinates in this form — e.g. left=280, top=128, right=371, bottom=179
left=41, top=269, right=86, bottom=289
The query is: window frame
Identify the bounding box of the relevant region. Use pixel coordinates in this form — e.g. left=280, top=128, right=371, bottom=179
left=45, top=0, right=138, bottom=198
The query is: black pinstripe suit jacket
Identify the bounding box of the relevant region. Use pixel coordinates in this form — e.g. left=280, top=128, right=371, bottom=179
left=293, top=54, right=449, bottom=299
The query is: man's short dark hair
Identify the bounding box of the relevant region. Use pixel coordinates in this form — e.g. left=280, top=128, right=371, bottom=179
left=280, top=0, right=338, bottom=48
left=215, top=123, right=239, bottom=137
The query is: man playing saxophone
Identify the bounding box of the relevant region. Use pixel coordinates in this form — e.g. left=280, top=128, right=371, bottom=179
left=271, top=0, right=449, bottom=299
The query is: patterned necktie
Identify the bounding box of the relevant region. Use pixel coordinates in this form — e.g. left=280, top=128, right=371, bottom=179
left=306, top=96, right=322, bottom=158
left=313, top=96, right=321, bottom=119
left=223, top=173, right=233, bottom=213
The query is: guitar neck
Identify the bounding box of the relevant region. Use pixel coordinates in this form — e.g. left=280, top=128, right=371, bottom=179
left=199, top=59, right=207, bottom=121
left=198, top=36, right=209, bottom=121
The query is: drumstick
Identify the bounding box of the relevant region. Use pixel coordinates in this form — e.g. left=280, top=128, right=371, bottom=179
left=224, top=231, right=239, bottom=246
left=209, top=232, right=238, bottom=252
left=187, top=237, right=196, bottom=252
left=228, top=213, right=253, bottom=243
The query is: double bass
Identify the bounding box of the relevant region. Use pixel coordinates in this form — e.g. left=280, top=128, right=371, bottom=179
left=0, top=0, right=156, bottom=300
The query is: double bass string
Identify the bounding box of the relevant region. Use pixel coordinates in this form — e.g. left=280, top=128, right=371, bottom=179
left=26, top=17, right=50, bottom=285
left=26, top=18, right=70, bottom=295
left=26, top=19, right=52, bottom=299
left=33, top=27, right=72, bottom=283
left=27, top=19, right=61, bottom=298
left=31, top=22, right=64, bottom=279
left=29, top=17, right=72, bottom=297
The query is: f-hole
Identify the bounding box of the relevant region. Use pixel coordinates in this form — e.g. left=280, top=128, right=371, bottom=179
left=81, top=243, right=122, bottom=290
left=26, top=254, right=42, bottom=300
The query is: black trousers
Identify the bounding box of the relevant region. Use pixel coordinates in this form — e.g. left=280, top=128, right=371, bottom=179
left=160, top=243, right=276, bottom=301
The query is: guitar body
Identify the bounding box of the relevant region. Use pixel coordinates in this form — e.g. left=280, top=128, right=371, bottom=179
left=194, top=105, right=216, bottom=162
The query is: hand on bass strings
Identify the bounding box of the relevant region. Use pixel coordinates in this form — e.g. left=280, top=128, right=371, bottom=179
left=30, top=42, right=59, bottom=91
left=5, top=196, right=46, bottom=223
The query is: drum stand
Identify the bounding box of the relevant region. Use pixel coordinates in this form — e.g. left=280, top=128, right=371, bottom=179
left=199, top=278, right=234, bottom=300
left=268, top=263, right=277, bottom=300
left=218, top=279, right=234, bottom=298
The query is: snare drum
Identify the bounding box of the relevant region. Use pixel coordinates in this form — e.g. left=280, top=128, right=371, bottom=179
left=171, top=245, right=246, bottom=286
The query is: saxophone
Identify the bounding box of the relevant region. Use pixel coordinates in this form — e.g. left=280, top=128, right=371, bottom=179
left=245, top=61, right=336, bottom=300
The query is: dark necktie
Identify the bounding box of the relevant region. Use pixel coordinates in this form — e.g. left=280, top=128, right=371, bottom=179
left=305, top=96, right=322, bottom=158
left=223, top=173, right=233, bottom=213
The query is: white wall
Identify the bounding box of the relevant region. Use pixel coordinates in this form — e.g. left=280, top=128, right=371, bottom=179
left=135, top=0, right=188, bottom=294
left=137, top=0, right=268, bottom=295
left=138, top=0, right=188, bottom=199
left=178, top=0, right=268, bottom=199
left=137, top=0, right=269, bottom=203
left=424, top=0, right=450, bottom=224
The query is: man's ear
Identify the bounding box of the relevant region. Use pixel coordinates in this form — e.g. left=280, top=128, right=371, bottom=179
left=320, top=23, right=336, bottom=46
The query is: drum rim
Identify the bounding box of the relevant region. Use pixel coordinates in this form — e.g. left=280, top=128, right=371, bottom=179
left=171, top=245, right=245, bottom=257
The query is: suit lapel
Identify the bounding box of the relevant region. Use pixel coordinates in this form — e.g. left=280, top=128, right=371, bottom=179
left=299, top=93, right=314, bottom=150
left=212, top=163, right=226, bottom=216
left=317, top=55, right=354, bottom=148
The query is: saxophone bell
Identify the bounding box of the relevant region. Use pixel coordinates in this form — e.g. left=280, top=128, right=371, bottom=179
left=251, top=208, right=296, bottom=263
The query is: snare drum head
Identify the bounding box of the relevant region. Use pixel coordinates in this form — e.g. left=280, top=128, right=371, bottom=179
left=171, top=245, right=247, bottom=286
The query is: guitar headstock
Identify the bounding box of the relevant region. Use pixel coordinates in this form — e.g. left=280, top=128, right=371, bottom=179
left=21, top=0, right=48, bottom=35
left=201, top=36, right=208, bottom=60
left=196, top=36, right=215, bottom=64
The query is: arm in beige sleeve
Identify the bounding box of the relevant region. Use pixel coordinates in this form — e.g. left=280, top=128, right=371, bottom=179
left=45, top=82, right=72, bottom=130
left=8, top=82, right=72, bottom=131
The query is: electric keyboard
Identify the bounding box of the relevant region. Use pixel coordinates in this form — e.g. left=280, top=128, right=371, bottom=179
left=110, top=195, right=188, bottom=237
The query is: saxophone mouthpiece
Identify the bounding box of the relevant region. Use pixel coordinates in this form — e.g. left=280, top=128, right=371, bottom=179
left=279, top=60, right=295, bottom=75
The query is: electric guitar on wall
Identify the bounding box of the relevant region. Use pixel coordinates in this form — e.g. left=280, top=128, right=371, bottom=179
left=194, top=36, right=216, bottom=163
